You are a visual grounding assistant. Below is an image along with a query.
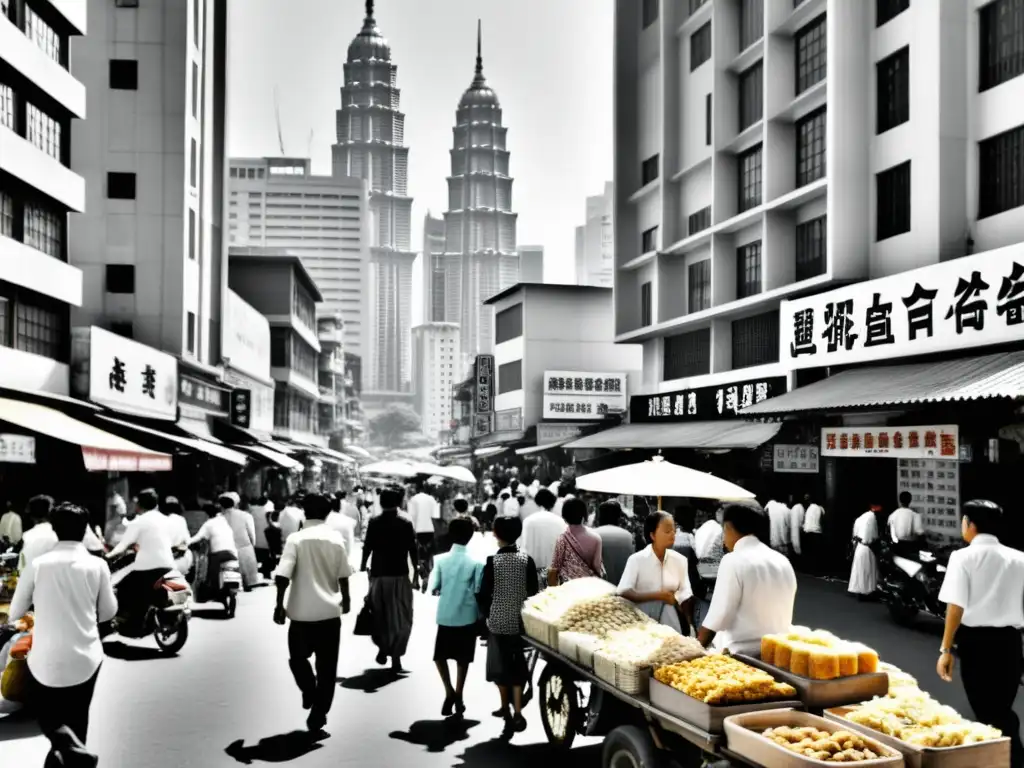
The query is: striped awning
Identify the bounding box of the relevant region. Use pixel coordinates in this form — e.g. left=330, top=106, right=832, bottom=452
left=565, top=420, right=781, bottom=450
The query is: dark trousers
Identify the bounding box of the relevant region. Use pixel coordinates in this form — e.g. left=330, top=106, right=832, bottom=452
left=255, top=547, right=273, bottom=577
left=31, top=666, right=101, bottom=768
left=959, top=625, right=1024, bottom=768
left=116, top=568, right=168, bottom=619
left=288, top=617, right=341, bottom=721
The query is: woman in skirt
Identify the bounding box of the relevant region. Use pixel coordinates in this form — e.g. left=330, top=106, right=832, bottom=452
left=478, top=515, right=539, bottom=740
left=428, top=515, right=484, bottom=717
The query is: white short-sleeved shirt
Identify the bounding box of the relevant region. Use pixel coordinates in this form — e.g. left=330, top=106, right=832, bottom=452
left=325, top=512, right=356, bottom=562
left=789, top=505, right=806, bottom=552
left=802, top=504, right=825, bottom=534
left=279, top=506, right=305, bottom=542
left=190, top=514, right=238, bottom=556
left=887, top=507, right=924, bottom=542
left=938, top=533, right=1024, bottom=628
left=702, top=536, right=797, bottom=652
left=617, top=545, right=693, bottom=605
left=408, top=492, right=438, bottom=534
left=694, top=520, right=721, bottom=560
left=19, top=521, right=58, bottom=573
left=274, top=520, right=354, bottom=622
left=521, top=510, right=567, bottom=570
left=765, top=501, right=791, bottom=550
left=108, top=509, right=174, bottom=572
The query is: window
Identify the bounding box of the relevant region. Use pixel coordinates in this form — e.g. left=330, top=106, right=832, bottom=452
left=25, top=6, right=62, bottom=64
left=691, top=22, right=712, bottom=71
left=0, top=297, right=7, bottom=346
left=732, top=311, right=779, bottom=369
left=740, top=0, right=764, bottom=50
left=0, top=83, right=14, bottom=131
left=107, top=172, right=136, bottom=200
left=795, top=15, right=827, bottom=94
left=271, top=328, right=288, bottom=367
left=796, top=216, right=827, bottom=280
left=641, top=281, right=653, bottom=326
left=877, top=0, right=909, bottom=26
left=27, top=104, right=61, bottom=161
left=641, top=154, right=659, bottom=186
left=641, top=226, right=658, bottom=254
left=688, top=260, right=711, bottom=313
left=293, top=282, right=315, bottom=329
left=664, top=328, right=710, bottom=379
left=738, top=144, right=763, bottom=212
left=109, top=60, right=138, bottom=90
left=877, top=47, right=909, bottom=134
left=0, top=190, right=12, bottom=237
left=980, top=124, right=1024, bottom=218
left=736, top=241, right=762, bottom=299
left=642, top=0, right=658, bottom=28
left=688, top=206, right=711, bottom=235
left=705, top=94, right=712, bottom=145
left=105, top=265, right=135, bottom=293
left=190, top=139, right=197, bottom=187
left=23, top=203, right=62, bottom=258
left=739, top=62, right=763, bottom=131
left=188, top=209, right=196, bottom=259
left=796, top=107, right=826, bottom=186
left=187, top=312, right=196, bottom=353
left=16, top=300, right=63, bottom=361
left=876, top=161, right=911, bottom=240
left=495, top=303, right=523, bottom=344
left=981, top=0, right=1024, bottom=92
left=110, top=322, right=134, bottom=339
left=498, top=360, right=522, bottom=394
left=192, top=63, right=198, bottom=118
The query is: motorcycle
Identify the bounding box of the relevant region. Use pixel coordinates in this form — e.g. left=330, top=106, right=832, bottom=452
left=876, top=539, right=949, bottom=625
left=189, top=541, right=242, bottom=618
left=106, top=552, right=192, bottom=654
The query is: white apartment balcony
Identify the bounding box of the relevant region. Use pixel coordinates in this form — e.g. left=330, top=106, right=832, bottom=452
left=0, top=234, right=82, bottom=306
left=0, top=126, right=85, bottom=212
left=48, top=0, right=87, bottom=35
left=0, top=15, right=85, bottom=118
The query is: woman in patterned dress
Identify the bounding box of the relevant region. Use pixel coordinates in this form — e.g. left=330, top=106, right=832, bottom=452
left=547, top=498, right=603, bottom=586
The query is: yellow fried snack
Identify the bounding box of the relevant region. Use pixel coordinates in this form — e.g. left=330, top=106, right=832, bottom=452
left=790, top=643, right=812, bottom=677
left=654, top=655, right=796, bottom=705
left=759, top=725, right=885, bottom=762
left=843, top=689, right=1003, bottom=747
left=774, top=637, right=794, bottom=669
left=761, top=634, right=779, bottom=666
left=809, top=648, right=841, bottom=681
left=836, top=645, right=859, bottom=677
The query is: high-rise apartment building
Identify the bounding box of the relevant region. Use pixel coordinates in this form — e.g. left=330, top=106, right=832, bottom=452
left=422, top=212, right=445, bottom=323
left=575, top=182, right=614, bottom=287
left=518, top=245, right=544, bottom=282
left=0, top=0, right=87, bottom=394
left=412, top=322, right=459, bottom=441
left=333, top=1, right=416, bottom=398
left=227, top=157, right=370, bottom=365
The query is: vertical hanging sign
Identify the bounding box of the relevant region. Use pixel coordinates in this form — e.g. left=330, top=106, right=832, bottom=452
left=475, top=355, right=494, bottom=414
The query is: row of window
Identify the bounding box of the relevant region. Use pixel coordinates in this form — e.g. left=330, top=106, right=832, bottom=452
left=274, top=388, right=316, bottom=434
left=0, top=287, right=66, bottom=363
left=663, top=310, right=778, bottom=380
left=0, top=188, right=64, bottom=260
left=0, top=83, right=65, bottom=164
left=495, top=302, right=523, bottom=345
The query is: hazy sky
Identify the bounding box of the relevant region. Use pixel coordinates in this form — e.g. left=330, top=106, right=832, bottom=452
left=227, top=0, right=613, bottom=318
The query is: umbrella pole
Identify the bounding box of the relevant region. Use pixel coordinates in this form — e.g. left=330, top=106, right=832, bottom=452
left=657, top=496, right=662, bottom=512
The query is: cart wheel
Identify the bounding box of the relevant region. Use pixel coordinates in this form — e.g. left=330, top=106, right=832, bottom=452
left=538, top=663, right=582, bottom=750
left=601, top=725, right=663, bottom=768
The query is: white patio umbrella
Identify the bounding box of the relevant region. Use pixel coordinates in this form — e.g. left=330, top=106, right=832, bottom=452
left=425, top=464, right=476, bottom=485
left=359, top=459, right=419, bottom=479
left=575, top=455, right=754, bottom=510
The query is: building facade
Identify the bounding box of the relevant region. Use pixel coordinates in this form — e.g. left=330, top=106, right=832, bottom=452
left=412, top=322, right=459, bottom=441
left=333, top=1, right=416, bottom=398
left=0, top=0, right=87, bottom=394
left=518, top=245, right=544, bottom=283
left=575, top=181, right=614, bottom=288
left=422, top=212, right=445, bottom=324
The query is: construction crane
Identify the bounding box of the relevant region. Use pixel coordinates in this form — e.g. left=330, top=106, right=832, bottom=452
left=273, top=86, right=285, bottom=156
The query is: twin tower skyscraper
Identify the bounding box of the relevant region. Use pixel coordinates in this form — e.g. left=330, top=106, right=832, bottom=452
left=335, top=1, right=522, bottom=399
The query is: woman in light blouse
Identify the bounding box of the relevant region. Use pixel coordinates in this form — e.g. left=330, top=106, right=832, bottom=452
left=617, top=511, right=694, bottom=634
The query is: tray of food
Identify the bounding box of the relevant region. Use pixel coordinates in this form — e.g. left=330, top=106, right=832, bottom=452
left=651, top=655, right=803, bottom=733
left=724, top=708, right=904, bottom=766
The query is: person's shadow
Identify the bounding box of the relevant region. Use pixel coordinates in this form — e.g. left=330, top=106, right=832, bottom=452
left=389, top=718, right=480, bottom=753
left=101, top=640, right=169, bottom=661
left=224, top=730, right=328, bottom=764
left=338, top=668, right=407, bottom=693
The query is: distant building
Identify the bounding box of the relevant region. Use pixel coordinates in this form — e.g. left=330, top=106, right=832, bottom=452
left=422, top=213, right=446, bottom=323
left=412, top=322, right=460, bottom=442
left=518, top=246, right=544, bottom=283
left=574, top=182, right=613, bottom=287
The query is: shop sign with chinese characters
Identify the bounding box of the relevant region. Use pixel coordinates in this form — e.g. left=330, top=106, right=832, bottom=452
left=475, top=354, right=494, bottom=414
left=782, top=244, right=1024, bottom=369
left=71, top=326, right=178, bottom=420
left=537, top=423, right=584, bottom=444
left=178, top=374, right=229, bottom=415
left=631, top=377, right=786, bottom=423
left=898, top=458, right=960, bottom=543
left=773, top=444, right=819, bottom=474
left=472, top=413, right=492, bottom=438
left=820, top=425, right=958, bottom=459
left=542, top=371, right=627, bottom=420
left=0, top=434, right=35, bottom=464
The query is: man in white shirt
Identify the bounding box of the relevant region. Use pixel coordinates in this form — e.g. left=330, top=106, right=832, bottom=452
left=10, top=502, right=117, bottom=768
left=408, top=484, right=438, bottom=557
left=189, top=502, right=239, bottom=602
left=789, top=497, right=805, bottom=558
left=273, top=493, right=352, bottom=732
left=19, top=495, right=58, bottom=573
left=699, top=503, right=797, bottom=654
left=278, top=497, right=305, bottom=543
left=694, top=514, right=722, bottom=560
left=0, top=501, right=23, bottom=547
left=888, top=491, right=924, bottom=552
left=937, top=500, right=1024, bottom=767
left=764, top=497, right=791, bottom=556
left=161, top=496, right=193, bottom=576
left=518, top=489, right=540, bottom=521
left=521, top=488, right=567, bottom=583
left=503, top=482, right=522, bottom=517
left=251, top=496, right=272, bottom=577
left=106, top=489, right=175, bottom=624
left=339, top=491, right=360, bottom=526
left=325, top=496, right=356, bottom=566
left=802, top=495, right=825, bottom=574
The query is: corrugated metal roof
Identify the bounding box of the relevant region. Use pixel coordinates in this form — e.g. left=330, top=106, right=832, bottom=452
left=565, top=420, right=781, bottom=450
left=741, top=350, right=1024, bottom=417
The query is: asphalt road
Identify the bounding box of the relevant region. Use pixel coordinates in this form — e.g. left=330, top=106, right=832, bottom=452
left=1, top=575, right=1019, bottom=768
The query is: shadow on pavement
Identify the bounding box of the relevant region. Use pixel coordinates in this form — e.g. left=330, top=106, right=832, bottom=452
left=454, top=740, right=602, bottom=768
left=224, top=730, right=328, bottom=764
left=190, top=606, right=232, bottom=621
left=0, top=710, right=40, bottom=742
left=101, top=640, right=170, bottom=661
left=389, top=717, right=480, bottom=753
left=338, top=668, right=407, bottom=693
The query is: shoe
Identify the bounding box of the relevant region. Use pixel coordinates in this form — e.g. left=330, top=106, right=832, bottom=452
left=491, top=707, right=508, bottom=719
left=454, top=698, right=466, bottom=717
left=499, top=718, right=515, bottom=742
left=306, top=712, right=326, bottom=732
left=391, top=657, right=405, bottom=673
left=512, top=713, right=527, bottom=733
left=375, top=650, right=387, bottom=665
left=442, top=693, right=455, bottom=717
left=301, top=690, right=314, bottom=710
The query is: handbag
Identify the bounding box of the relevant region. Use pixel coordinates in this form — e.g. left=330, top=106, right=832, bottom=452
left=353, top=597, right=374, bottom=636
left=1, top=657, right=29, bottom=702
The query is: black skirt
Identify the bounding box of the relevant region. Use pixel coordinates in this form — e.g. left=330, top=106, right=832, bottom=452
left=433, top=624, right=478, bottom=664
left=485, top=632, right=528, bottom=687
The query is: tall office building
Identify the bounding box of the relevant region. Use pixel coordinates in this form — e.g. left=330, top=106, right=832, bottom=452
left=518, top=245, right=544, bottom=283
left=227, top=157, right=370, bottom=363
left=422, top=212, right=445, bottom=323
left=71, top=0, right=228, bottom=371
left=0, top=1, right=87, bottom=394
left=441, top=22, right=520, bottom=359
left=575, top=182, right=614, bottom=287
left=412, top=322, right=459, bottom=441
left=333, top=0, right=416, bottom=399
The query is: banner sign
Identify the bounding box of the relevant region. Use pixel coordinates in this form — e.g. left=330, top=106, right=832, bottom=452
left=820, top=425, right=958, bottom=459
left=631, top=376, right=786, bottom=423
left=472, top=413, right=492, bottom=438
left=475, top=355, right=494, bottom=414
left=543, top=371, right=627, bottom=420
left=230, top=390, right=252, bottom=429
left=0, top=434, right=35, bottom=464
left=537, top=423, right=584, bottom=444
left=899, top=458, right=960, bottom=540
left=178, top=373, right=229, bottom=415
left=773, top=444, right=819, bottom=474
left=494, top=408, right=523, bottom=433
left=781, top=244, right=1024, bottom=369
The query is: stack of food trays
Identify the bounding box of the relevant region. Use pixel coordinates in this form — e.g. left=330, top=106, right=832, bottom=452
left=591, top=624, right=706, bottom=695
left=651, top=655, right=803, bottom=732
left=521, top=577, right=618, bottom=648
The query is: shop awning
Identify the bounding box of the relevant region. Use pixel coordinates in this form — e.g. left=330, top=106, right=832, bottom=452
left=343, top=445, right=373, bottom=460
left=99, top=416, right=248, bottom=467
left=264, top=440, right=298, bottom=455
left=0, top=398, right=172, bottom=472
left=564, top=420, right=782, bottom=451
left=741, top=350, right=1024, bottom=417
left=233, top=443, right=303, bottom=471
left=475, top=446, right=509, bottom=458
left=319, top=447, right=356, bottom=464
left=516, top=441, right=571, bottom=456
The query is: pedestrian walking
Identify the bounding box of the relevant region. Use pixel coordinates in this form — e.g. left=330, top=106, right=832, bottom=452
left=937, top=500, right=1024, bottom=768
left=789, top=495, right=805, bottom=564
left=801, top=495, right=825, bottom=575
left=848, top=505, right=881, bottom=599
left=9, top=502, right=118, bottom=768
left=19, top=495, right=57, bottom=573
left=521, top=488, right=566, bottom=586
left=0, top=500, right=23, bottom=550
left=222, top=493, right=259, bottom=590
left=251, top=496, right=272, bottom=577
left=594, top=500, right=634, bottom=586
left=764, top=496, right=791, bottom=556
left=325, top=496, right=356, bottom=568
left=548, top=498, right=603, bottom=586
left=888, top=491, right=924, bottom=555
left=273, top=493, right=353, bottom=733
left=278, top=496, right=305, bottom=544
left=429, top=515, right=484, bottom=717
left=360, top=486, right=417, bottom=672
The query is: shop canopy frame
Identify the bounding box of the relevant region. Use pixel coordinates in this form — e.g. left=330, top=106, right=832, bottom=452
left=98, top=415, right=249, bottom=467
left=564, top=420, right=781, bottom=451
left=515, top=440, right=573, bottom=456
left=232, top=443, right=303, bottom=471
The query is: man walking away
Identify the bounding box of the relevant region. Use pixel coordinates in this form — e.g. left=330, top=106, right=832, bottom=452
left=888, top=491, right=924, bottom=556
left=106, top=489, right=174, bottom=626
left=278, top=496, right=305, bottom=544
left=788, top=495, right=805, bottom=565
left=325, top=496, right=356, bottom=566
left=10, top=502, right=117, bottom=768
left=764, top=495, right=791, bottom=557
left=802, top=494, right=825, bottom=574
left=19, top=495, right=58, bottom=573
left=251, top=496, right=272, bottom=577
left=274, top=494, right=352, bottom=732
left=0, top=500, right=23, bottom=550
left=408, top=483, right=438, bottom=580
left=594, top=500, right=634, bottom=586
left=937, top=500, right=1024, bottom=768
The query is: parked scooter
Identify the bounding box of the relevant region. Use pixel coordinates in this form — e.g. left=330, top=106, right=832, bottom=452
left=106, top=551, right=192, bottom=654
left=876, top=539, right=949, bottom=625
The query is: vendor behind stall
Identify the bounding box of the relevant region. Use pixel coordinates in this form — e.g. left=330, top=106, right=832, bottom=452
left=617, top=511, right=694, bottom=635
left=697, top=502, right=796, bottom=654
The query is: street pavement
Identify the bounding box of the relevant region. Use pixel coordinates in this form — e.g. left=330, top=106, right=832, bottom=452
left=1, top=574, right=1019, bottom=767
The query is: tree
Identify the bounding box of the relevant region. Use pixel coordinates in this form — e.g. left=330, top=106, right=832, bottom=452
left=369, top=403, right=421, bottom=448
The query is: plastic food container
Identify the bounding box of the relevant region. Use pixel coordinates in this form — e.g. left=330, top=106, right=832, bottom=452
left=649, top=677, right=804, bottom=733
left=735, top=652, right=890, bottom=710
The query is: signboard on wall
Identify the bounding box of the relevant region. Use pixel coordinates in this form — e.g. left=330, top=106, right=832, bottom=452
left=472, top=413, right=492, bottom=438
left=0, top=435, right=35, bottom=464
left=178, top=374, right=229, bottom=415
left=537, top=423, right=584, bottom=444
left=223, top=290, right=272, bottom=382
left=230, top=390, right=252, bottom=429
left=898, top=458, right=960, bottom=543
left=631, top=376, right=786, bottom=423
left=820, top=425, right=959, bottom=459
left=542, top=371, right=627, bottom=420
left=494, top=408, right=523, bottom=433
left=224, top=372, right=274, bottom=436
left=781, top=244, right=1024, bottom=369
left=475, top=355, right=494, bottom=414
left=773, top=444, right=819, bottom=474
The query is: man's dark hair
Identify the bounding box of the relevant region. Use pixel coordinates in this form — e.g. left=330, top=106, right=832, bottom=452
left=303, top=494, right=332, bottom=521
left=500, top=490, right=510, bottom=500
left=337, top=491, right=347, bottom=500
left=534, top=488, right=556, bottom=511
left=899, top=491, right=912, bottom=507
left=598, top=500, right=623, bottom=527
left=562, top=498, right=587, bottom=525
left=330, top=496, right=341, bottom=513
left=52, top=502, right=89, bottom=542
left=644, top=510, right=673, bottom=544
left=163, top=497, right=183, bottom=517
left=558, top=482, right=574, bottom=498
left=28, top=494, right=54, bottom=522
left=509, top=479, right=519, bottom=491
left=203, top=503, right=220, bottom=518
left=493, top=514, right=523, bottom=545
left=448, top=515, right=476, bottom=546
left=453, top=498, right=469, bottom=514
left=963, top=499, right=1003, bottom=535
left=722, top=503, right=767, bottom=539
left=218, top=494, right=236, bottom=510
left=381, top=486, right=404, bottom=510
left=137, top=488, right=160, bottom=511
